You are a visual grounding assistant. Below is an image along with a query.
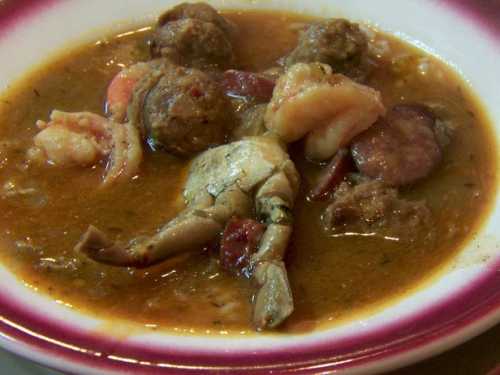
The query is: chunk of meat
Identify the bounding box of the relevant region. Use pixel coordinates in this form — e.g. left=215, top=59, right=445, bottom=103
left=222, top=70, right=276, bottom=102
left=129, top=64, right=233, bottom=156
left=309, top=148, right=354, bottom=201
left=285, top=19, right=371, bottom=81
left=265, top=63, right=385, bottom=160
left=351, top=104, right=442, bottom=186
left=28, top=111, right=142, bottom=186
left=106, top=61, right=161, bottom=122
left=150, top=18, right=234, bottom=69
left=323, top=180, right=433, bottom=241
left=157, top=2, right=236, bottom=35
left=220, top=217, right=266, bottom=276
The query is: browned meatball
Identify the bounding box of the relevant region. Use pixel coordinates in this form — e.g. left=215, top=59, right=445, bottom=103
left=285, top=19, right=371, bottom=81
left=150, top=3, right=235, bottom=69
left=157, top=2, right=236, bottom=35
left=351, top=104, right=442, bottom=186
left=150, top=18, right=234, bottom=69
left=131, top=65, right=233, bottom=156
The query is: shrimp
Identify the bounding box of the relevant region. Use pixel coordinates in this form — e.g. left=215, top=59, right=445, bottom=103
left=28, top=111, right=112, bottom=167
left=28, top=110, right=142, bottom=186
left=106, top=62, right=159, bottom=122
left=265, top=63, right=385, bottom=160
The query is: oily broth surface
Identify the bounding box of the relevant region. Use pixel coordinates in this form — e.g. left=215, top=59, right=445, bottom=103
left=0, top=10, right=496, bottom=334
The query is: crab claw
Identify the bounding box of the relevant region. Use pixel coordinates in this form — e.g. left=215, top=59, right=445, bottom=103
left=252, top=260, right=294, bottom=329
left=248, top=163, right=299, bottom=330
left=74, top=225, right=139, bottom=266
left=75, top=212, right=224, bottom=267
left=76, top=187, right=252, bottom=267
left=75, top=136, right=299, bottom=331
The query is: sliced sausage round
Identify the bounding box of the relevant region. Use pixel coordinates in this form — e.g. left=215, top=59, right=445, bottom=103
left=309, top=148, right=354, bottom=201
left=220, top=217, right=265, bottom=277
left=351, top=104, right=442, bottom=186
left=222, top=70, right=276, bottom=103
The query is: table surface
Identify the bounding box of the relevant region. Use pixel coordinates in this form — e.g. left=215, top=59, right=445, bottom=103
left=389, top=323, right=500, bottom=374
left=1, top=323, right=498, bottom=375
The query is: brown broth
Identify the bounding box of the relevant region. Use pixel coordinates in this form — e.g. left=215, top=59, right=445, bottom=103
left=0, top=10, right=496, bottom=335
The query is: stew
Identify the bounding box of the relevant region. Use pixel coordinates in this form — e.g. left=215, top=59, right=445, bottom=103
left=0, top=4, right=496, bottom=334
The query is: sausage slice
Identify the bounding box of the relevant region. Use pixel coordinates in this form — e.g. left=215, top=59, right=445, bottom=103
left=351, top=104, right=442, bottom=186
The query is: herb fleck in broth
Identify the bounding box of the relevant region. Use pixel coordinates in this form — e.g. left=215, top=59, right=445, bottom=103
left=0, top=10, right=496, bottom=334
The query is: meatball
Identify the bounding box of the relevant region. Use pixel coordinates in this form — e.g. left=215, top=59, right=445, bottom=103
left=157, top=2, right=236, bottom=35
left=150, top=18, right=234, bottom=69
left=150, top=3, right=235, bottom=69
left=351, top=104, right=442, bottom=186
left=285, top=19, right=371, bottom=81
left=131, top=65, right=233, bottom=156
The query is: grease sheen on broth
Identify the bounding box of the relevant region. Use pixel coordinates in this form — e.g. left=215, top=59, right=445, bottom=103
left=0, top=10, right=496, bottom=334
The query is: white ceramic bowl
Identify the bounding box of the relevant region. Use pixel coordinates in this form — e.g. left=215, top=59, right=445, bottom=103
left=0, top=1, right=498, bottom=373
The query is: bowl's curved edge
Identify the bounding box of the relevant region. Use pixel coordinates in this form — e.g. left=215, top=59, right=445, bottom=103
left=442, top=0, right=500, bottom=40
left=0, top=0, right=498, bottom=374
left=0, top=257, right=497, bottom=374
left=0, top=0, right=58, bottom=37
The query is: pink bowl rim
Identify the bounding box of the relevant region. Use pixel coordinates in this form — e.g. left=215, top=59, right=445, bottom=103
left=0, top=0, right=498, bottom=373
